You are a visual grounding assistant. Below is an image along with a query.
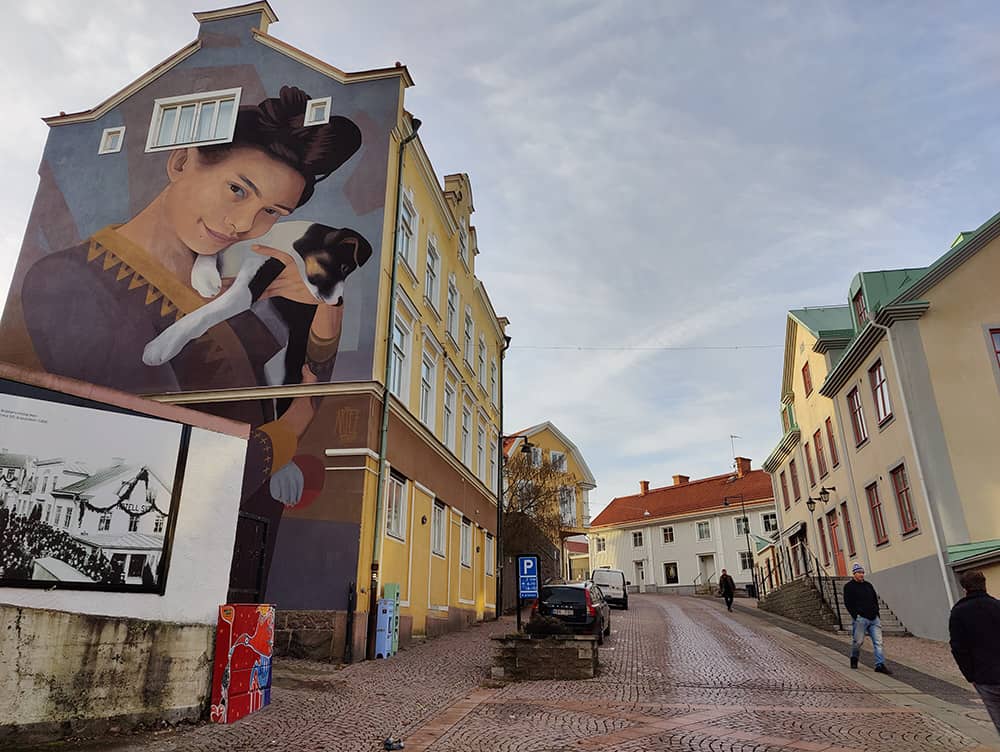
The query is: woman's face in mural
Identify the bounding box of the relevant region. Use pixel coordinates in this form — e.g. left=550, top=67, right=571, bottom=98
left=162, top=147, right=306, bottom=256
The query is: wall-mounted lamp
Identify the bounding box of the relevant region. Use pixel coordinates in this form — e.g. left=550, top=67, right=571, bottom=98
left=818, top=486, right=836, bottom=504
left=806, top=497, right=818, bottom=513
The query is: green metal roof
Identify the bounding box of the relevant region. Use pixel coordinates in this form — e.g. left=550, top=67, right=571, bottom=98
left=947, top=539, right=1000, bottom=565
left=855, top=268, right=930, bottom=314
left=788, top=306, right=854, bottom=338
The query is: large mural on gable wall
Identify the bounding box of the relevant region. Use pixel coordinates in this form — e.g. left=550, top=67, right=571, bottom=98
left=0, top=12, right=401, bottom=608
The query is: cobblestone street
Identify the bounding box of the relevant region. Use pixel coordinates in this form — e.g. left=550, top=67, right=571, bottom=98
left=37, top=595, right=1000, bottom=752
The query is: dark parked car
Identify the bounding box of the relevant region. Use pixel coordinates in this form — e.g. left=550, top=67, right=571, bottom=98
left=532, top=581, right=611, bottom=644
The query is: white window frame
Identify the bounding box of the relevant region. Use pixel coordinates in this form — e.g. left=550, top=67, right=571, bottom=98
left=478, top=336, right=487, bottom=386
left=446, top=276, right=459, bottom=343
left=389, top=317, right=410, bottom=399
left=739, top=551, right=753, bottom=571
left=419, top=352, right=436, bottom=429
left=397, top=192, right=417, bottom=271
left=432, top=501, right=447, bottom=556
left=98, top=126, right=126, bottom=155
left=664, top=561, right=679, bottom=584
left=463, top=307, right=475, bottom=366
left=145, top=87, right=242, bottom=153
left=662, top=526, right=674, bottom=544
left=735, top=516, right=750, bottom=536
left=476, top=425, right=486, bottom=479
left=485, top=534, right=495, bottom=576
left=461, top=406, right=472, bottom=466
left=489, top=431, right=498, bottom=494
left=425, top=238, right=440, bottom=310
left=696, top=520, right=712, bottom=540
left=596, top=537, right=606, bottom=553
left=304, top=96, right=332, bottom=126
left=632, top=531, right=643, bottom=547
left=550, top=450, right=567, bottom=473
left=443, top=379, right=457, bottom=452
left=762, top=512, right=779, bottom=534
left=386, top=474, right=407, bottom=540
left=530, top=446, right=542, bottom=468
left=490, top=358, right=498, bottom=405
left=153, top=515, right=165, bottom=534
left=460, top=518, right=472, bottom=567
left=559, top=486, right=575, bottom=525
left=459, top=221, right=469, bottom=267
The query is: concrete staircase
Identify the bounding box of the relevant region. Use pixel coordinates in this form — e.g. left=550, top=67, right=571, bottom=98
left=758, top=576, right=909, bottom=635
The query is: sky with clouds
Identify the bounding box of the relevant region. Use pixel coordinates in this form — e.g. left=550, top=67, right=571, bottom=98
left=2, top=1, right=999, bottom=518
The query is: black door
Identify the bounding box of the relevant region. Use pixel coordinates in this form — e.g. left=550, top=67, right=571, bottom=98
left=228, top=512, right=269, bottom=603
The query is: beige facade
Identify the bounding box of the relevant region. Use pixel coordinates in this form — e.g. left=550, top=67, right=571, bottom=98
left=766, top=216, right=1000, bottom=640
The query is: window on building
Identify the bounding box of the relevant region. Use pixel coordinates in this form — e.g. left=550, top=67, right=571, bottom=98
left=866, top=482, right=888, bottom=544
left=461, top=407, right=471, bottom=465
left=478, top=337, right=487, bottom=387
left=817, top=518, right=830, bottom=566
left=419, top=355, right=435, bottom=428
left=425, top=240, right=439, bottom=308
left=98, top=126, right=126, bottom=155
left=485, top=534, right=494, bottom=576
left=463, top=309, right=474, bottom=366
left=802, top=362, right=813, bottom=396
left=460, top=518, right=472, bottom=567
left=446, top=278, right=459, bottom=342
left=99, top=512, right=112, bottom=531
left=153, top=515, right=165, bottom=534
left=443, top=381, right=456, bottom=451
left=890, top=464, right=918, bottom=534
left=63, top=507, right=73, bottom=529
left=389, top=319, right=409, bottom=398
left=662, top=526, right=674, bottom=544
left=789, top=459, right=801, bottom=500
left=595, top=537, right=606, bottom=553
left=44, top=504, right=51, bottom=523
left=781, top=405, right=791, bottom=433
left=804, top=443, right=816, bottom=486
left=560, top=486, right=575, bottom=525
left=825, top=417, right=839, bottom=467
left=386, top=473, right=407, bottom=540
left=459, top=223, right=469, bottom=265
left=739, top=551, right=753, bottom=571
left=304, top=96, right=331, bottom=126
left=128, top=515, right=139, bottom=533
left=869, top=360, right=893, bottom=425
left=991, top=329, right=1000, bottom=371
left=530, top=446, right=542, bottom=468
left=853, top=289, right=869, bottom=326
left=664, top=561, right=679, bottom=584
left=634, top=560, right=645, bottom=583
left=762, top=512, right=778, bottom=533
left=476, top=426, right=486, bottom=479
left=127, top=554, right=147, bottom=579
left=490, top=359, right=498, bottom=405
left=42, top=476, right=48, bottom=492
left=490, top=432, right=498, bottom=493
left=780, top=471, right=790, bottom=510
left=697, top=521, right=711, bottom=540
left=735, top=516, right=750, bottom=535
left=397, top=195, right=416, bottom=269
left=146, top=88, right=240, bottom=152
left=432, top=501, right=446, bottom=556
left=813, top=430, right=828, bottom=477
left=550, top=451, right=567, bottom=473
left=632, top=531, right=643, bottom=547
left=847, top=387, right=869, bottom=445
left=841, top=502, right=856, bottom=556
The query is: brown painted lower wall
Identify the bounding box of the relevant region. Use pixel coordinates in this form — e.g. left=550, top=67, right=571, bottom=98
left=0, top=605, right=214, bottom=745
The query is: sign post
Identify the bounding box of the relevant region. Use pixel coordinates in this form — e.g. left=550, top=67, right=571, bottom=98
left=516, top=554, right=539, bottom=632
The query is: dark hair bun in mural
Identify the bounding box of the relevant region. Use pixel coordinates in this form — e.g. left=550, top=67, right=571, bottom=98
left=202, top=86, right=362, bottom=207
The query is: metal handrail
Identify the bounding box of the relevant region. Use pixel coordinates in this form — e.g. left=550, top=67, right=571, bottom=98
left=797, top=541, right=844, bottom=631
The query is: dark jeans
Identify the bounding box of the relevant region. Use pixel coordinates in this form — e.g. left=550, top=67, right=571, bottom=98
left=975, top=683, right=1000, bottom=735
left=723, top=593, right=734, bottom=610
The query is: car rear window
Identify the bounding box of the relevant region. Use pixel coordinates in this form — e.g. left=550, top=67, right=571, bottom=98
left=540, top=586, right=586, bottom=603
left=593, top=572, right=622, bottom=586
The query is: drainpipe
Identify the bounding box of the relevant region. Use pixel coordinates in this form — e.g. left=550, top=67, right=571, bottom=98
left=869, top=319, right=956, bottom=608
left=369, top=117, right=422, bottom=657
left=495, top=334, right=511, bottom=618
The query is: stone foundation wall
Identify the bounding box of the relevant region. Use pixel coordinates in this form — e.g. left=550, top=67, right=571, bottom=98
left=491, top=634, right=599, bottom=680
left=0, top=605, right=214, bottom=745
left=426, top=607, right=477, bottom=639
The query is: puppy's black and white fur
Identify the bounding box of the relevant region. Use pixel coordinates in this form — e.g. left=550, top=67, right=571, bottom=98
left=142, top=220, right=372, bottom=379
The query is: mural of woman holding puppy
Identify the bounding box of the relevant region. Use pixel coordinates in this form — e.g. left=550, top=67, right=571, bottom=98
left=15, top=86, right=371, bottom=518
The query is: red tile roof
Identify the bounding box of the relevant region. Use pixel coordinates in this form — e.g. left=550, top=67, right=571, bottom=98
left=565, top=540, right=589, bottom=554
left=590, top=469, right=773, bottom=528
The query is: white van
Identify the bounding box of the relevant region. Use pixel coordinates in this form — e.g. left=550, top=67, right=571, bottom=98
left=592, top=568, right=629, bottom=609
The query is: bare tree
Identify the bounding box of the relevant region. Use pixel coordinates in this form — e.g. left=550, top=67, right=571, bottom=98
left=502, top=453, right=564, bottom=554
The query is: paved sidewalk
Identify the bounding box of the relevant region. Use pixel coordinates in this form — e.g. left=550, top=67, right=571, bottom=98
left=20, top=595, right=1000, bottom=752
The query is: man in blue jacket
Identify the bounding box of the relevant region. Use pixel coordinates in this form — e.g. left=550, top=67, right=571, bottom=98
left=843, top=563, right=891, bottom=674
left=949, top=570, right=1000, bottom=735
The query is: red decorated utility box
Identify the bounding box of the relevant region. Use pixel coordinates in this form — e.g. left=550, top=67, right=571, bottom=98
left=210, top=604, right=275, bottom=724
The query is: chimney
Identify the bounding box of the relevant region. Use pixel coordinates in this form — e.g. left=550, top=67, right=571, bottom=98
left=672, top=475, right=689, bottom=486
left=639, top=480, right=649, bottom=495
left=735, top=457, right=752, bottom=478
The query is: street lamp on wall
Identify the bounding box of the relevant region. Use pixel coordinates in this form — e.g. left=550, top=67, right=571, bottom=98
left=818, top=486, right=836, bottom=505
left=806, top=497, right=817, bottom=513
left=502, top=435, right=536, bottom=459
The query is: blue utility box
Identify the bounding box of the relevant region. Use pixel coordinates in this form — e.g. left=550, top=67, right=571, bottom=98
left=374, top=598, right=395, bottom=659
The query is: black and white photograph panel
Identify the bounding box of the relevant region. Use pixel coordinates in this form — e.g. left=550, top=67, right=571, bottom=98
left=0, top=391, right=184, bottom=592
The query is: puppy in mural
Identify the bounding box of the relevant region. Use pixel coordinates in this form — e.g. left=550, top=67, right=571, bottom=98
left=142, top=220, right=373, bottom=388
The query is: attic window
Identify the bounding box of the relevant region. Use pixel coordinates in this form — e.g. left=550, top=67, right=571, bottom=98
left=98, top=127, right=126, bottom=155
left=304, top=97, right=331, bottom=126
left=145, top=88, right=241, bottom=153
left=853, top=290, right=869, bottom=326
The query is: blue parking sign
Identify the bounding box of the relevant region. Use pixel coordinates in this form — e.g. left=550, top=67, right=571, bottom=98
left=517, top=555, right=539, bottom=599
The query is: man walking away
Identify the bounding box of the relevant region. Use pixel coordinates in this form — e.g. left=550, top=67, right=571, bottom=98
left=949, top=570, right=1000, bottom=735
left=719, top=568, right=736, bottom=612
left=843, top=563, right=891, bottom=674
